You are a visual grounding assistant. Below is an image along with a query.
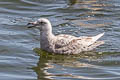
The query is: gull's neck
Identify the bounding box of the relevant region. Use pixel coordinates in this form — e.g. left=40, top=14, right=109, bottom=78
left=40, top=30, right=54, bottom=38
left=40, top=27, right=55, bottom=50
left=40, top=25, right=55, bottom=41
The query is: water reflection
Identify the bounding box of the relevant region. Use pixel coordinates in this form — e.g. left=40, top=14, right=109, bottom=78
left=32, top=48, right=106, bottom=80
left=32, top=48, right=120, bottom=80
left=68, top=0, right=113, bottom=28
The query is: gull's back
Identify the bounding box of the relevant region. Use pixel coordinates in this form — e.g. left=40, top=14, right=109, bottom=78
left=52, top=33, right=104, bottom=54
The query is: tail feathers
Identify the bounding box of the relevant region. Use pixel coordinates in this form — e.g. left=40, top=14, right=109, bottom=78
left=80, top=32, right=105, bottom=46
left=92, top=32, right=105, bottom=43
left=85, top=41, right=104, bottom=51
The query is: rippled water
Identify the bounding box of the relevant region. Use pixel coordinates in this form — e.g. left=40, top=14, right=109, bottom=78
left=0, top=0, right=120, bottom=80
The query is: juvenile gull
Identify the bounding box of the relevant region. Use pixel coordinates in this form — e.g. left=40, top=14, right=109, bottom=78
left=28, top=18, right=104, bottom=54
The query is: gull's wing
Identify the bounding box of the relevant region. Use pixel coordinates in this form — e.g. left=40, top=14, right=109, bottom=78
left=55, top=34, right=76, bottom=48
left=55, top=33, right=104, bottom=49
left=77, top=32, right=105, bottom=46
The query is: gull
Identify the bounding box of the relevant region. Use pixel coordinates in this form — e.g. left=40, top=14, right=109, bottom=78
left=27, top=18, right=104, bottom=54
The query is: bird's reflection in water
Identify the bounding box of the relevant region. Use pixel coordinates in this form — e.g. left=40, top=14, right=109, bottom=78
left=32, top=48, right=105, bottom=80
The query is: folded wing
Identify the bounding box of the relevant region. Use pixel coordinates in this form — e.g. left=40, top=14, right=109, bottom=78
left=77, top=32, right=105, bottom=46
left=55, top=33, right=104, bottom=49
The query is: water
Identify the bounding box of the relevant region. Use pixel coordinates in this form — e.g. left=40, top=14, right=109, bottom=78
left=0, top=0, right=120, bottom=80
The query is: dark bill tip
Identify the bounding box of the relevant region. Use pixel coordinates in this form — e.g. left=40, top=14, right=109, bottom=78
left=27, top=26, right=34, bottom=28
left=27, top=22, right=34, bottom=28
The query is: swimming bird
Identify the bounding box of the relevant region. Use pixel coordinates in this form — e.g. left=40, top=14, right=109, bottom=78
left=27, top=18, right=104, bottom=54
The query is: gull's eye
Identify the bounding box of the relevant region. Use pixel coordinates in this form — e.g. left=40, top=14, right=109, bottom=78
left=40, top=21, right=46, bottom=25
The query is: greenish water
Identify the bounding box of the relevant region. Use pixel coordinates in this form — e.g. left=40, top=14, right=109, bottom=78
left=0, top=0, right=120, bottom=80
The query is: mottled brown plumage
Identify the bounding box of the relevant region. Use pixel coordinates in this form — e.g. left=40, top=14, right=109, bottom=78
left=28, top=18, right=104, bottom=54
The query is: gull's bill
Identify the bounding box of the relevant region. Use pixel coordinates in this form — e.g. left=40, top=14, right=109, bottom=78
left=27, top=21, right=37, bottom=28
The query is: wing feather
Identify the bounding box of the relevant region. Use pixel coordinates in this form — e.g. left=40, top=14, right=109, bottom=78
left=78, top=32, right=104, bottom=46
left=54, top=33, right=104, bottom=49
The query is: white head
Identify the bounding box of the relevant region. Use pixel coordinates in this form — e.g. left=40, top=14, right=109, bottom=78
left=28, top=18, right=52, bottom=32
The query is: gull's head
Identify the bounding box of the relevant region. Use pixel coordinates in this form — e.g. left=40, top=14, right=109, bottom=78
left=27, top=18, right=52, bottom=32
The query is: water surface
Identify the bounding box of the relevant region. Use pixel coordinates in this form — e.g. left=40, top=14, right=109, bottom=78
left=0, top=0, right=120, bottom=80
